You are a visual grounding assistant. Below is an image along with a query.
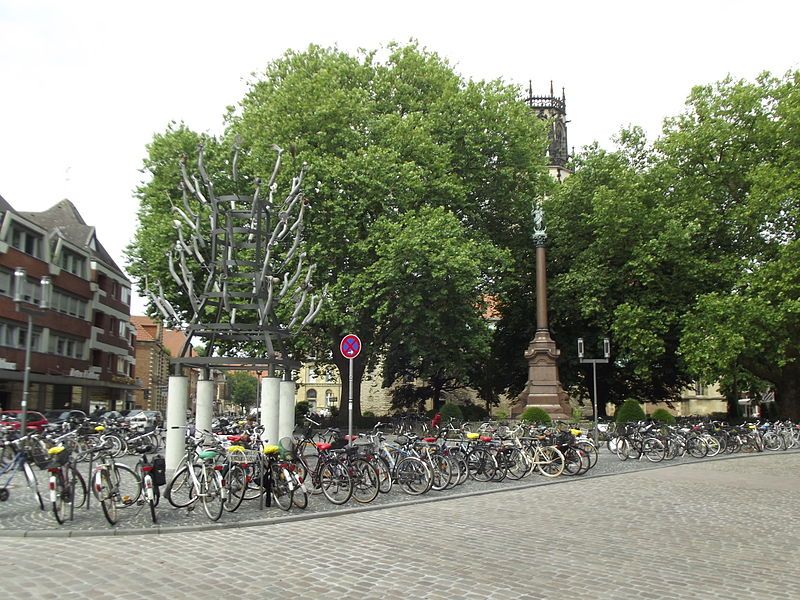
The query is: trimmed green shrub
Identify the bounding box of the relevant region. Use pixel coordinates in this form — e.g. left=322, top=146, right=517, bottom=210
left=615, top=399, right=646, bottom=423
left=650, top=408, right=676, bottom=424
left=519, top=407, right=552, bottom=424
left=362, top=410, right=376, bottom=418
left=439, top=403, right=464, bottom=421
left=461, top=403, right=489, bottom=422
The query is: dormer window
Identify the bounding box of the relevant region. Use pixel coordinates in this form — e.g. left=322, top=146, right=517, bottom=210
left=10, top=224, right=43, bottom=258
left=60, top=250, right=86, bottom=277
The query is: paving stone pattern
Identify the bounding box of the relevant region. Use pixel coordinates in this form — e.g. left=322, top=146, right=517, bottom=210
left=2, top=447, right=791, bottom=533
left=2, top=452, right=799, bottom=599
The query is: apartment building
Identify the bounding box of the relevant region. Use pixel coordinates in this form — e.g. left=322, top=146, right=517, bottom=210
left=0, top=196, right=136, bottom=412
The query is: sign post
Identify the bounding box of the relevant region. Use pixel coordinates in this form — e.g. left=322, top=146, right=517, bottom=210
left=340, top=334, right=362, bottom=446
left=578, top=337, right=611, bottom=445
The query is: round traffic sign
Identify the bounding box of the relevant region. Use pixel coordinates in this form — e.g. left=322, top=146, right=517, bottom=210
left=340, top=333, right=362, bottom=359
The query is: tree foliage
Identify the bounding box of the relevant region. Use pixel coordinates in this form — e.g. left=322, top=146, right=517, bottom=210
left=227, top=372, right=258, bottom=409
left=544, top=71, right=800, bottom=419
left=127, top=42, right=549, bottom=419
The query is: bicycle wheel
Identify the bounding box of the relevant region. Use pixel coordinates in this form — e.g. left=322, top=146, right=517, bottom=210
left=575, top=441, right=598, bottom=470
left=505, top=448, right=531, bottom=480
left=165, top=464, right=198, bottom=508
left=395, top=457, right=431, bottom=495
left=108, top=463, right=142, bottom=508
left=223, top=463, right=247, bottom=512
left=686, top=436, right=708, bottom=459
left=291, top=474, right=309, bottom=509
left=428, top=454, right=454, bottom=491
left=319, top=460, right=352, bottom=505
left=536, top=446, right=565, bottom=477
left=102, top=434, right=126, bottom=458
left=562, top=447, right=583, bottom=475
left=443, top=455, right=460, bottom=489
left=270, top=464, right=294, bottom=511
left=50, top=472, right=68, bottom=525
left=351, top=458, right=380, bottom=504
left=67, top=465, right=87, bottom=510
left=467, top=447, right=497, bottom=482
left=22, top=461, right=44, bottom=510
left=491, top=450, right=508, bottom=482
left=144, top=474, right=158, bottom=523
left=449, top=448, right=470, bottom=485
left=374, top=455, right=393, bottom=493
left=96, top=469, right=118, bottom=525
left=704, top=435, right=722, bottom=457
left=201, top=467, right=224, bottom=521
left=616, top=437, right=631, bottom=461
left=642, top=438, right=666, bottom=463
left=763, top=432, right=782, bottom=452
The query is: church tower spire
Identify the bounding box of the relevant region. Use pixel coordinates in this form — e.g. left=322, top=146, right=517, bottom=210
left=525, top=81, right=571, bottom=182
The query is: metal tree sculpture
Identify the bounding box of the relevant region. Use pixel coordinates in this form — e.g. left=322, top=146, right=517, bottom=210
left=146, top=142, right=326, bottom=373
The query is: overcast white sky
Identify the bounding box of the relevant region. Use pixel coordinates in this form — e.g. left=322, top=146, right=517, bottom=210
left=1, top=0, right=798, bottom=313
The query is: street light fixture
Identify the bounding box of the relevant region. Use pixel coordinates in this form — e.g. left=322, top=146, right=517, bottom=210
left=578, top=337, right=611, bottom=445
left=12, top=267, right=52, bottom=433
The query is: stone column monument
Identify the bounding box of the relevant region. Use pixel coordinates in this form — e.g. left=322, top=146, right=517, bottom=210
left=519, top=200, right=571, bottom=419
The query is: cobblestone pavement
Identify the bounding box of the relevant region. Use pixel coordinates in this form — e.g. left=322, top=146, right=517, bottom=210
left=0, top=447, right=797, bottom=533
left=2, top=452, right=799, bottom=599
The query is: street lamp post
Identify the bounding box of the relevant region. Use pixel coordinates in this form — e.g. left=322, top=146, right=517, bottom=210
left=12, top=267, right=52, bottom=433
left=578, top=337, right=610, bottom=445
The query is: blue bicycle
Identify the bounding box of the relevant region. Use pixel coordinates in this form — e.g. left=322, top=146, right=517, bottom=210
left=0, top=434, right=45, bottom=510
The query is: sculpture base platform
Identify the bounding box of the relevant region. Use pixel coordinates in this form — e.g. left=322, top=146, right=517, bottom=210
left=512, top=329, right=571, bottom=420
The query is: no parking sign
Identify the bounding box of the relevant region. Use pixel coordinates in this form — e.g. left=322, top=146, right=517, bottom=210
left=340, top=333, right=362, bottom=359
left=340, top=333, right=362, bottom=445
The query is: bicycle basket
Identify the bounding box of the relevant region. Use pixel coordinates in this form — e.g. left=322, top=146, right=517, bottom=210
left=278, top=436, right=295, bottom=459
left=25, top=441, right=51, bottom=469
left=46, top=446, right=71, bottom=467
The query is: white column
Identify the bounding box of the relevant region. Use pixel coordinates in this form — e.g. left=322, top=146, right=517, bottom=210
left=278, top=376, right=295, bottom=443
left=261, top=376, right=280, bottom=445
left=165, top=375, right=188, bottom=473
left=195, top=378, right=214, bottom=438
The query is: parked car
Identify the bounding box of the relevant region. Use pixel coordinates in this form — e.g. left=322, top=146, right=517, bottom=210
left=96, top=410, right=125, bottom=423
left=43, top=409, right=87, bottom=428
left=126, top=410, right=163, bottom=429
left=0, top=410, right=48, bottom=432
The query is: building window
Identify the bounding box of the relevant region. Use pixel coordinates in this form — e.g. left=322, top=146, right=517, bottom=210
left=307, top=369, right=319, bottom=383
left=0, top=268, right=11, bottom=296
left=10, top=224, right=43, bottom=258
left=121, top=287, right=131, bottom=305
left=60, top=250, right=86, bottom=277
left=53, top=289, right=87, bottom=319
left=0, top=321, right=42, bottom=352
left=49, top=334, right=85, bottom=359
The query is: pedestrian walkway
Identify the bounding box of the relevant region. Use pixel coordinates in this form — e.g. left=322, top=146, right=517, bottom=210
left=3, top=452, right=798, bottom=599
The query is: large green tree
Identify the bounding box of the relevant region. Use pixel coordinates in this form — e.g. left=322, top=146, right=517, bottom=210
left=675, top=72, right=800, bottom=419
left=535, top=71, right=800, bottom=419
left=126, top=43, right=549, bottom=419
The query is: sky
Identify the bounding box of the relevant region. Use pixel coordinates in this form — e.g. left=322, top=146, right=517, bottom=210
left=1, top=0, right=798, bottom=314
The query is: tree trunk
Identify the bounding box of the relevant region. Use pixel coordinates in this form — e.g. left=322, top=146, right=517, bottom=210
left=774, top=370, right=800, bottom=421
